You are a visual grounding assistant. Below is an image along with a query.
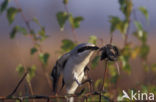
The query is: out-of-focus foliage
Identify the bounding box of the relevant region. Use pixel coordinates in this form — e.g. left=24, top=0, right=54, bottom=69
left=139, top=6, right=149, bottom=21
left=16, top=64, right=36, bottom=83
left=109, top=16, right=128, bottom=34
left=119, top=0, right=132, bottom=19
left=56, top=11, right=83, bottom=31
left=7, top=7, right=20, bottom=24
left=0, top=0, right=9, bottom=13
left=0, top=0, right=155, bottom=101
left=60, top=39, right=76, bottom=53
left=56, top=12, right=68, bottom=31
left=88, top=35, right=97, bottom=45
left=30, top=47, right=38, bottom=55
left=120, top=44, right=132, bottom=74
left=94, top=79, right=103, bottom=90
left=39, top=53, right=50, bottom=65
left=26, top=65, right=36, bottom=82
left=10, top=26, right=27, bottom=38
left=63, top=0, right=68, bottom=5
left=0, top=0, right=51, bottom=96
left=56, top=1, right=83, bottom=31
left=16, top=64, right=25, bottom=77
left=69, top=15, right=83, bottom=29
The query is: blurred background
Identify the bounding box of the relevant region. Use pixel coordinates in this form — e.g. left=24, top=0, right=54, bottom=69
left=0, top=0, right=156, bottom=99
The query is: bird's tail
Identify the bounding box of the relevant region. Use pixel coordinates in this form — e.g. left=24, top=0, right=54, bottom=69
left=51, top=65, right=60, bottom=94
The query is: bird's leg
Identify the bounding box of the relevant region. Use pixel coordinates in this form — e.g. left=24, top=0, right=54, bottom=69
left=74, top=75, right=93, bottom=91
left=81, top=78, right=93, bottom=92
left=83, top=66, right=93, bottom=92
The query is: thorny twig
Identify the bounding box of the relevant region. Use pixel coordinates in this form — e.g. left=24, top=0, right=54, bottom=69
left=8, top=71, right=28, bottom=97
left=101, top=61, right=108, bottom=91
left=64, top=4, right=78, bottom=43
left=0, top=91, right=111, bottom=101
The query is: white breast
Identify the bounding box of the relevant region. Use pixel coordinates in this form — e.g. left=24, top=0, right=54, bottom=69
left=63, top=52, right=93, bottom=94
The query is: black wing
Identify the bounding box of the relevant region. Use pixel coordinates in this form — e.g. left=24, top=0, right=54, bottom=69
left=51, top=53, right=70, bottom=93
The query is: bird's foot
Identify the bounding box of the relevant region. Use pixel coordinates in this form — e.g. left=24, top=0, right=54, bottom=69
left=81, top=79, right=94, bottom=92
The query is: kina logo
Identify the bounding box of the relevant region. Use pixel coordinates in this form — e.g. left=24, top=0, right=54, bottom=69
left=121, top=90, right=155, bottom=101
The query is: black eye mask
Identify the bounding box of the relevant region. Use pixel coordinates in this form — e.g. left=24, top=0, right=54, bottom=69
left=100, top=44, right=120, bottom=61
left=77, top=46, right=99, bottom=53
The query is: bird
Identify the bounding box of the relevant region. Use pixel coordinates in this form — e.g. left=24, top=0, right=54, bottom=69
left=51, top=43, right=99, bottom=102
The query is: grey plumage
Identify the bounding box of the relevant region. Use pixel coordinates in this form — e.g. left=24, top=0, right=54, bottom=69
left=51, top=43, right=99, bottom=102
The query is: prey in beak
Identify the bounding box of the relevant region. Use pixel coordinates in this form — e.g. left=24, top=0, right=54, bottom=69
left=99, top=44, right=120, bottom=74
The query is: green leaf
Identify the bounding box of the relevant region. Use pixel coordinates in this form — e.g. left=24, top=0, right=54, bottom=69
left=10, top=26, right=18, bottom=39
left=120, top=20, right=128, bottom=34
left=69, top=15, right=83, bottom=28
left=109, top=16, right=121, bottom=33
left=134, top=21, right=147, bottom=43
left=30, top=47, right=38, bottom=55
left=131, top=47, right=140, bottom=59
left=39, top=53, right=50, bottom=65
left=91, top=56, right=100, bottom=69
left=133, top=30, right=147, bottom=44
left=56, top=12, right=68, bottom=31
left=7, top=7, right=20, bottom=24
left=32, top=17, right=40, bottom=26
left=27, top=65, right=36, bottom=80
left=108, top=63, right=119, bottom=83
left=63, top=0, right=68, bottom=4
left=139, top=44, right=149, bottom=59
left=10, top=26, right=27, bottom=39
left=16, top=64, right=25, bottom=76
left=16, top=100, right=20, bottom=102
left=37, top=27, right=48, bottom=41
left=151, top=64, right=156, bottom=72
left=139, top=6, right=149, bottom=21
left=109, top=16, right=128, bottom=34
left=134, top=21, right=143, bottom=31
left=0, top=0, right=9, bottom=13
left=120, top=55, right=131, bottom=74
left=16, top=26, right=27, bottom=35
left=94, top=79, right=103, bottom=89
left=61, top=39, right=76, bottom=53
left=109, top=16, right=119, bottom=33
left=120, top=44, right=132, bottom=74
left=88, top=35, right=97, bottom=44
left=119, top=0, right=132, bottom=19
left=38, top=27, right=45, bottom=36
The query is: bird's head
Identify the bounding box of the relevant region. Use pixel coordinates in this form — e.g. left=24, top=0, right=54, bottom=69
left=71, top=43, right=99, bottom=57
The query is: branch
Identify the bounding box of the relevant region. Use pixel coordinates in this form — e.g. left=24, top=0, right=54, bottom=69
left=0, top=91, right=111, bottom=101
left=124, top=18, right=131, bottom=46
left=64, top=4, right=78, bottom=43
left=8, top=71, right=28, bottom=97
left=101, top=61, right=108, bottom=91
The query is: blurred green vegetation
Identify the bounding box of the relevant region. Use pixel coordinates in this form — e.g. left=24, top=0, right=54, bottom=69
left=0, top=0, right=155, bottom=101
